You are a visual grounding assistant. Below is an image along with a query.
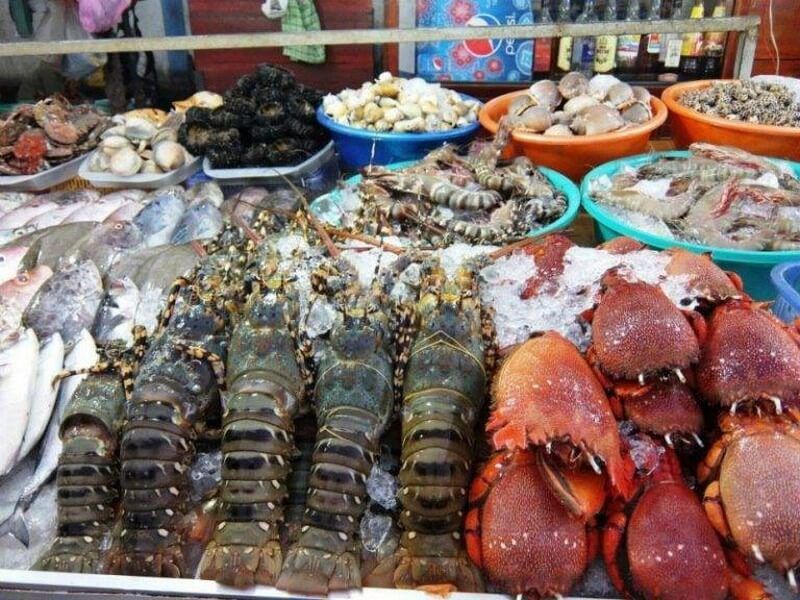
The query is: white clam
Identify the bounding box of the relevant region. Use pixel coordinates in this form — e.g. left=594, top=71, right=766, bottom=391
left=109, top=147, right=143, bottom=176
left=394, top=117, right=425, bottom=132
left=100, top=125, right=126, bottom=139
left=124, top=117, right=158, bottom=141
left=564, top=94, right=601, bottom=117
left=153, top=141, right=186, bottom=171
left=140, top=160, right=162, bottom=174
left=88, top=151, right=111, bottom=172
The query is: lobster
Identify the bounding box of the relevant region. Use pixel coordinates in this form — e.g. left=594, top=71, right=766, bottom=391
left=198, top=240, right=313, bottom=587
left=276, top=256, right=398, bottom=594
left=367, top=258, right=494, bottom=592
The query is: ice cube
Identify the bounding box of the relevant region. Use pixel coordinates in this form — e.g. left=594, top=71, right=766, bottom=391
left=366, top=463, right=398, bottom=510
left=305, top=298, right=336, bottom=339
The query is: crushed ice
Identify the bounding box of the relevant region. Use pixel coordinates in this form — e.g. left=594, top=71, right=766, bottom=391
left=366, top=463, right=398, bottom=511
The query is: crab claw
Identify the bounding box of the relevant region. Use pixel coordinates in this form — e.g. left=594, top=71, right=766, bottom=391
left=488, top=332, right=634, bottom=500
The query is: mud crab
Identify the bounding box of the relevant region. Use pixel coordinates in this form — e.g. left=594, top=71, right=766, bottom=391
left=585, top=270, right=706, bottom=447
left=465, top=449, right=604, bottom=598
left=603, top=436, right=767, bottom=600
left=696, top=298, right=800, bottom=414
left=699, top=411, right=800, bottom=591
left=487, top=331, right=633, bottom=499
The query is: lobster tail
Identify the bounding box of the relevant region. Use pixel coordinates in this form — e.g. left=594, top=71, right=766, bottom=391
left=277, top=407, right=381, bottom=593
left=34, top=373, right=126, bottom=573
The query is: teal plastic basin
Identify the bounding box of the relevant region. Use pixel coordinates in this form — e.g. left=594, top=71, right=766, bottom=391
left=310, top=161, right=580, bottom=237
left=580, top=151, right=800, bottom=300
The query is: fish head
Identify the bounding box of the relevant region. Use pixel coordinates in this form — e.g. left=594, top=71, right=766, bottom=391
left=0, top=265, right=53, bottom=307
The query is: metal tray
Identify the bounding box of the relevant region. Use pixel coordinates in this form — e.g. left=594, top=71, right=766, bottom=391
left=0, top=569, right=553, bottom=600
left=78, top=151, right=202, bottom=190
left=0, top=154, right=87, bottom=192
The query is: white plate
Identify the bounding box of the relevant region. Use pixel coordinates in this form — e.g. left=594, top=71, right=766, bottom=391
left=78, top=151, right=201, bottom=190
left=0, top=154, right=87, bottom=192
left=202, top=141, right=335, bottom=186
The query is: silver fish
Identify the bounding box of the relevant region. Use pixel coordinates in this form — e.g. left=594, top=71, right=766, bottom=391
left=60, top=191, right=135, bottom=224
left=0, top=201, right=58, bottom=229
left=0, top=225, right=36, bottom=247
left=64, top=220, right=143, bottom=276
left=0, top=266, right=54, bottom=349
left=23, top=201, right=89, bottom=230
left=133, top=185, right=187, bottom=247
left=0, top=193, right=32, bottom=217
left=169, top=199, right=223, bottom=244
left=18, top=333, right=64, bottom=462
left=23, top=260, right=104, bottom=348
left=0, top=328, right=39, bottom=476
left=14, top=222, right=96, bottom=270
left=0, top=330, right=96, bottom=546
left=0, top=245, right=28, bottom=284
left=185, top=181, right=224, bottom=208
left=93, top=276, right=140, bottom=345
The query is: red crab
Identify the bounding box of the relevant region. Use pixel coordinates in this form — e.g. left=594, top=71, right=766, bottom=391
left=518, top=234, right=574, bottom=299
left=598, top=236, right=646, bottom=254
left=487, top=331, right=634, bottom=499
left=603, top=437, right=768, bottom=600
left=584, top=270, right=706, bottom=446
left=699, top=411, right=800, bottom=592
left=696, top=298, right=800, bottom=414
left=11, top=129, right=47, bottom=174
left=465, top=449, right=604, bottom=598
left=663, top=248, right=745, bottom=306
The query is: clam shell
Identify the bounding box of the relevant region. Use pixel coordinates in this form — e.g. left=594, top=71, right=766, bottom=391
left=100, top=125, right=127, bottom=139
left=564, top=94, right=600, bottom=117
left=172, top=91, right=224, bottom=112
left=509, top=106, right=552, bottom=133
left=621, top=101, right=653, bottom=124
left=572, top=104, right=626, bottom=136
left=543, top=124, right=574, bottom=136
left=588, top=74, right=622, bottom=100
left=152, top=128, right=178, bottom=145
left=123, top=108, right=168, bottom=126
left=558, top=72, right=589, bottom=100
left=528, top=79, right=562, bottom=111
left=153, top=141, right=187, bottom=171
left=110, top=147, right=143, bottom=176
left=605, top=82, right=635, bottom=108
left=140, top=160, right=162, bottom=174
left=124, top=117, right=158, bottom=141
left=101, top=136, right=133, bottom=156
left=88, top=151, right=111, bottom=172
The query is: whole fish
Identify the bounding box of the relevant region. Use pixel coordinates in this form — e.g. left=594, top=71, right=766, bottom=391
left=105, top=200, right=145, bottom=223
left=61, top=191, right=134, bottom=224
left=23, top=202, right=89, bottom=230
left=39, top=189, right=101, bottom=207
left=0, top=192, right=32, bottom=216
left=0, top=200, right=58, bottom=229
left=0, top=329, right=96, bottom=546
left=93, top=276, right=140, bottom=345
left=169, top=199, right=223, bottom=244
left=23, top=260, right=103, bottom=348
left=0, top=328, right=39, bottom=476
left=185, top=181, right=224, bottom=207
left=0, top=245, right=28, bottom=284
left=133, top=186, right=187, bottom=247
left=0, top=225, right=36, bottom=247
left=65, top=220, right=143, bottom=276
left=18, top=333, right=64, bottom=462
left=0, top=266, right=54, bottom=348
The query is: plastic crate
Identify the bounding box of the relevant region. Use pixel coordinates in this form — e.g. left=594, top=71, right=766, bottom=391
left=771, top=262, right=800, bottom=323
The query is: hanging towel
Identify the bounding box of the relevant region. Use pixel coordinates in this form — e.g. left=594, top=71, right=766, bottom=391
left=281, top=0, right=326, bottom=64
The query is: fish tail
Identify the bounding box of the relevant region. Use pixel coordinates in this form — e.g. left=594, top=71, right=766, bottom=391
left=0, top=505, right=30, bottom=548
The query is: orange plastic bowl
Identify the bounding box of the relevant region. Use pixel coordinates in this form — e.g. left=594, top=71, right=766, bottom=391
left=662, top=80, right=800, bottom=161
left=479, top=91, right=667, bottom=181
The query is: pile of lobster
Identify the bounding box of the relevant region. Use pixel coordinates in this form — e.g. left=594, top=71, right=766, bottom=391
left=26, top=216, right=800, bottom=600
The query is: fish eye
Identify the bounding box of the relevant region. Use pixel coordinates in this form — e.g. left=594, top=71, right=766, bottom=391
left=17, top=274, right=29, bottom=284
left=114, top=223, right=124, bottom=230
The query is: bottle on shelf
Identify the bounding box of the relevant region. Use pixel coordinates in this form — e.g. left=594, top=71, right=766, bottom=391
left=702, top=0, right=728, bottom=77
left=571, top=0, right=597, bottom=75
left=534, top=0, right=555, bottom=77
left=553, top=0, right=574, bottom=76
left=679, top=0, right=705, bottom=77
left=638, top=0, right=663, bottom=77
left=594, top=0, right=618, bottom=74
left=658, top=0, right=684, bottom=82
left=616, top=0, right=641, bottom=76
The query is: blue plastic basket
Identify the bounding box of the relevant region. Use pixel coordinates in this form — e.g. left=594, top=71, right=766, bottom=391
left=581, top=151, right=800, bottom=301
left=309, top=161, right=580, bottom=238
left=316, top=95, right=482, bottom=170
left=771, top=262, right=800, bottom=323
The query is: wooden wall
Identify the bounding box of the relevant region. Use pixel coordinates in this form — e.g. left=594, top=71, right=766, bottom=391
left=187, top=0, right=375, bottom=93
left=731, top=0, right=800, bottom=76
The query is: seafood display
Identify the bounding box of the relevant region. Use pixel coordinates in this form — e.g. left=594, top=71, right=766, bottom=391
left=679, top=80, right=800, bottom=128
left=316, top=135, right=567, bottom=246
left=0, top=96, right=111, bottom=175
left=179, top=64, right=328, bottom=168
left=589, top=143, right=800, bottom=250
left=322, top=72, right=480, bottom=133
left=503, top=72, right=654, bottom=137
left=86, top=112, right=191, bottom=177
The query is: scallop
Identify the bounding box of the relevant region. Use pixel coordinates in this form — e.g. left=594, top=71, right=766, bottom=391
left=558, top=72, right=589, bottom=100
left=109, top=147, right=143, bottom=176
left=543, top=124, right=575, bottom=137
left=153, top=141, right=186, bottom=171
left=564, top=94, right=600, bottom=117
left=528, top=79, right=561, bottom=111
left=571, top=104, right=626, bottom=136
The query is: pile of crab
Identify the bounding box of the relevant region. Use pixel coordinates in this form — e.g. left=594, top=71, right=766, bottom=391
left=0, top=96, right=111, bottom=175
left=468, top=234, right=800, bottom=599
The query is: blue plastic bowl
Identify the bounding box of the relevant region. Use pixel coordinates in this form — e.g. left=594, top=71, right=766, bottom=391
left=316, top=95, right=482, bottom=170
left=310, top=160, right=580, bottom=238
left=771, top=262, right=800, bottom=323
left=581, top=151, right=800, bottom=301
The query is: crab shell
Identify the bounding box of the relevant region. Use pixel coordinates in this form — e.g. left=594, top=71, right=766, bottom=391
left=619, top=379, right=704, bottom=445
left=598, top=236, right=646, bottom=254
left=696, top=299, right=800, bottom=412
left=699, top=413, right=800, bottom=585
left=488, top=331, right=634, bottom=499
left=589, top=274, right=702, bottom=382
left=519, top=234, right=575, bottom=299
left=465, top=450, right=597, bottom=597
left=663, top=249, right=745, bottom=305
left=604, top=448, right=729, bottom=600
